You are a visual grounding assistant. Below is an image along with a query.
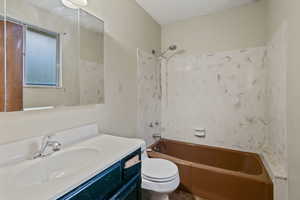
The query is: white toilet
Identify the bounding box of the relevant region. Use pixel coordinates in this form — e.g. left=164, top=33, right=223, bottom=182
left=141, top=142, right=180, bottom=200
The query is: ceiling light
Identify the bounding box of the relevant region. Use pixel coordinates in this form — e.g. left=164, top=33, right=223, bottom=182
left=61, top=0, right=78, bottom=9
left=69, top=0, right=88, bottom=7
left=61, top=0, right=88, bottom=9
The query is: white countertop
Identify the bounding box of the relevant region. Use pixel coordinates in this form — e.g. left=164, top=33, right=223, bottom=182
left=0, top=134, right=143, bottom=200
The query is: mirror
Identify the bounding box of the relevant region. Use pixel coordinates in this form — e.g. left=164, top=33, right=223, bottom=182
left=0, top=0, right=104, bottom=112
left=79, top=10, right=104, bottom=105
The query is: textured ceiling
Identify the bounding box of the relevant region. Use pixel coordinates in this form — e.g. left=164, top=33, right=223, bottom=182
left=136, top=0, right=257, bottom=25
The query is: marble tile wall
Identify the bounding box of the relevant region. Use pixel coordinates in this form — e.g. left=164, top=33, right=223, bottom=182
left=137, top=42, right=287, bottom=168
left=263, top=22, right=288, bottom=174
left=161, top=47, right=268, bottom=152
left=137, top=50, right=161, bottom=145
left=263, top=22, right=288, bottom=200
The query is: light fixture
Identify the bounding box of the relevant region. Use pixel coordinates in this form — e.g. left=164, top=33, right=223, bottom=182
left=69, top=0, right=88, bottom=7
left=61, top=0, right=88, bottom=9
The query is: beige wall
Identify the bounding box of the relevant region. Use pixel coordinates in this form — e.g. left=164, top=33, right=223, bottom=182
left=90, top=0, right=161, bottom=138
left=0, top=0, right=161, bottom=144
left=80, top=27, right=103, bottom=66
left=266, top=0, right=300, bottom=199
left=162, top=0, right=267, bottom=54
left=79, top=22, right=105, bottom=105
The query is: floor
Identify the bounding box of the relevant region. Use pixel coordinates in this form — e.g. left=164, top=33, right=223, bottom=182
left=169, top=190, right=208, bottom=200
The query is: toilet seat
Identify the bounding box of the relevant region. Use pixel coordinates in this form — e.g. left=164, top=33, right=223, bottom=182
left=142, top=158, right=178, bottom=183
left=142, top=173, right=177, bottom=182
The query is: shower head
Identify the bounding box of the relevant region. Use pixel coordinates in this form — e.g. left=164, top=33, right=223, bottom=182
left=157, top=44, right=178, bottom=58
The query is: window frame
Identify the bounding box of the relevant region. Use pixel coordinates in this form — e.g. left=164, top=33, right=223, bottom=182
left=23, top=24, right=62, bottom=88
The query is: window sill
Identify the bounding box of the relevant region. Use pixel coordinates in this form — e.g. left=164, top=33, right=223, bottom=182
left=23, top=85, right=63, bottom=89
left=23, top=106, right=55, bottom=111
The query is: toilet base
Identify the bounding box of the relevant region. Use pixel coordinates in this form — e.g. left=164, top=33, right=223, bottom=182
left=142, top=189, right=170, bottom=200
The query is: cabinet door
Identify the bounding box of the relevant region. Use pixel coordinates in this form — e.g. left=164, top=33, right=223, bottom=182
left=58, top=162, right=122, bottom=200
left=88, top=164, right=122, bottom=200
left=122, top=184, right=140, bottom=200
left=67, top=191, right=93, bottom=200
left=110, top=174, right=141, bottom=200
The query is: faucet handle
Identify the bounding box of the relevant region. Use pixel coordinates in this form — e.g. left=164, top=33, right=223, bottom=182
left=51, top=141, right=62, bottom=152
left=152, top=133, right=162, bottom=141
left=31, top=135, right=61, bottom=159
left=41, top=135, right=52, bottom=143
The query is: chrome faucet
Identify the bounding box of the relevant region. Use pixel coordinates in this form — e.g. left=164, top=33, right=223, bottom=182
left=32, top=135, right=62, bottom=159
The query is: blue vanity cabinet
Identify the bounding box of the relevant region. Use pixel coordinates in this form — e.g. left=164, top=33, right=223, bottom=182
left=110, top=174, right=141, bottom=200
left=57, top=149, right=141, bottom=200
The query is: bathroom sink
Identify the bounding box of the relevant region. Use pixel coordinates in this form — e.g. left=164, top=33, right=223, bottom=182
left=15, top=148, right=100, bottom=187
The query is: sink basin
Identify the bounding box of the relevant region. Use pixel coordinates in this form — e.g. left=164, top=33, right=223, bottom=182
left=15, top=148, right=100, bottom=187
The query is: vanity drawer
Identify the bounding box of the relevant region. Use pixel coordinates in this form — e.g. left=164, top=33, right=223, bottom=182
left=58, top=162, right=122, bottom=200
left=121, top=149, right=141, bottom=182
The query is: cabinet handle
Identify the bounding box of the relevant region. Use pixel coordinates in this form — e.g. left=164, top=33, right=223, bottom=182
left=124, top=155, right=141, bottom=169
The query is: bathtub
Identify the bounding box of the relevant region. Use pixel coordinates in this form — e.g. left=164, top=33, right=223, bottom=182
left=148, top=139, right=273, bottom=200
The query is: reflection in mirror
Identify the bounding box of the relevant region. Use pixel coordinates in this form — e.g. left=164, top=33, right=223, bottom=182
left=0, top=0, right=4, bottom=112
left=79, top=9, right=104, bottom=105
left=0, top=0, right=104, bottom=112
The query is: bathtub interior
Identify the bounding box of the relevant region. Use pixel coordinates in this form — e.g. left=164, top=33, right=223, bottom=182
left=152, top=139, right=263, bottom=175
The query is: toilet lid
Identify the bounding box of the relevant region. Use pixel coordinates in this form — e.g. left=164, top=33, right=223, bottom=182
left=142, top=159, right=178, bottom=182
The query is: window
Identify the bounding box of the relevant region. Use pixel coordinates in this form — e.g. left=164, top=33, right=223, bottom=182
left=24, top=27, right=61, bottom=87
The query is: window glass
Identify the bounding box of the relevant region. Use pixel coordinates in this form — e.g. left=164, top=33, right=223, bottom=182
left=25, top=28, right=59, bottom=86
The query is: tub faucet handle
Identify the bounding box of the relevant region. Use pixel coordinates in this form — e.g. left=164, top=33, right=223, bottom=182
left=152, top=133, right=162, bottom=140
left=149, top=123, right=153, bottom=128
